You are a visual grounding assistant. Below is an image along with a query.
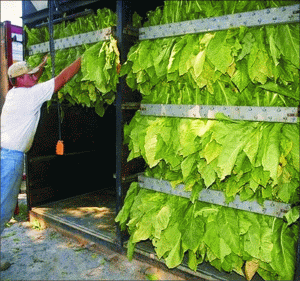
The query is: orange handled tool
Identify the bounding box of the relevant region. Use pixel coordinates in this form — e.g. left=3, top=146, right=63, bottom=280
left=56, top=140, right=64, bottom=155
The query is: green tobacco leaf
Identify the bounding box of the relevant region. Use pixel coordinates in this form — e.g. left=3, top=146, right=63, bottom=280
left=251, top=166, right=270, bottom=188
left=197, top=159, right=216, bottom=188
left=271, top=219, right=298, bottom=280
left=178, top=119, right=209, bottom=157
left=165, top=225, right=183, bottom=268
left=258, top=216, right=273, bottom=263
left=179, top=35, right=198, bottom=76
left=145, top=118, right=172, bottom=168
left=168, top=36, right=187, bottom=74
left=214, top=124, right=251, bottom=180
left=127, top=235, right=136, bottom=261
left=155, top=223, right=179, bottom=260
left=215, top=80, right=237, bottom=105
left=193, top=50, right=206, bottom=78
left=277, top=180, right=298, bottom=204
left=218, top=208, right=240, bottom=256
left=275, top=24, right=299, bottom=68
left=261, top=123, right=283, bottom=182
left=266, top=26, right=281, bottom=66
left=95, top=99, right=105, bottom=117
left=240, top=212, right=260, bottom=259
left=132, top=212, right=154, bottom=243
left=115, top=182, right=139, bottom=229
left=243, top=125, right=262, bottom=165
left=259, top=82, right=299, bottom=101
left=232, top=59, right=250, bottom=92
left=203, top=220, right=221, bottom=259
left=203, top=139, right=222, bottom=164
left=181, top=203, right=205, bottom=252
left=154, top=38, right=176, bottom=78
left=154, top=205, right=171, bottom=239
left=181, top=154, right=197, bottom=181
left=283, top=127, right=299, bottom=172
left=284, top=207, right=300, bottom=226
left=144, top=122, right=162, bottom=168
left=206, top=30, right=233, bottom=74
left=138, top=40, right=153, bottom=70
left=219, top=238, right=232, bottom=264
left=237, top=31, right=255, bottom=61
left=248, top=45, right=271, bottom=84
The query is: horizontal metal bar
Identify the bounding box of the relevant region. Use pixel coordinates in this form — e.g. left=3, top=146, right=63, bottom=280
left=35, top=9, right=94, bottom=28
left=138, top=175, right=291, bottom=218
left=139, top=104, right=299, bottom=123
left=28, top=150, right=97, bottom=163
left=29, top=27, right=115, bottom=55
left=139, top=4, right=299, bottom=40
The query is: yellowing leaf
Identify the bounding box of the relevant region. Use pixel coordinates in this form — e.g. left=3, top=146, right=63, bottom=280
left=244, top=260, right=260, bottom=281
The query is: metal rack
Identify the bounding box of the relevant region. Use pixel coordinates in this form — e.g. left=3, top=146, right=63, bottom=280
left=136, top=5, right=300, bottom=280
left=136, top=3, right=299, bottom=210
left=139, top=4, right=299, bottom=40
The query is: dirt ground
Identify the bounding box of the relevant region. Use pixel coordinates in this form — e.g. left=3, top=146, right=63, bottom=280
left=0, top=191, right=186, bottom=281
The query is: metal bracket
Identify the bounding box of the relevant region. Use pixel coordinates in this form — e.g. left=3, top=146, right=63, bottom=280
left=139, top=104, right=299, bottom=123
left=123, top=25, right=139, bottom=37
left=121, top=102, right=141, bottom=110
left=139, top=4, right=300, bottom=40
left=29, top=27, right=115, bottom=55
left=138, top=174, right=291, bottom=218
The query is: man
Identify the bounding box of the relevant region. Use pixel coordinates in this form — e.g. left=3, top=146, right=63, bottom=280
left=0, top=55, right=81, bottom=271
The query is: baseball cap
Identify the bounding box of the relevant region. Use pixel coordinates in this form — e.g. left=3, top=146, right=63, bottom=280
left=8, top=61, right=39, bottom=78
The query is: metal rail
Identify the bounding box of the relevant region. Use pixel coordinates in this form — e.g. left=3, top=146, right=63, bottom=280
left=29, top=27, right=115, bottom=55
left=138, top=174, right=291, bottom=218
left=139, top=4, right=300, bottom=40
left=139, top=104, right=299, bottom=123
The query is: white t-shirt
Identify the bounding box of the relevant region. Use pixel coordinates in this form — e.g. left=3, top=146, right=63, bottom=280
left=1, top=78, right=55, bottom=153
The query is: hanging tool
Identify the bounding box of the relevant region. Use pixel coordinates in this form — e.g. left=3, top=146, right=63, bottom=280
left=48, top=0, right=64, bottom=155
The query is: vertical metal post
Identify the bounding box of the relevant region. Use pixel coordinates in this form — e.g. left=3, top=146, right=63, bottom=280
left=48, top=0, right=62, bottom=141
left=48, top=0, right=55, bottom=78
left=295, top=219, right=300, bottom=281
left=115, top=0, right=132, bottom=248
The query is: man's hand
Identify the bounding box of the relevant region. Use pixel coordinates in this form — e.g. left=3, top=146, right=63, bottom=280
left=39, top=54, right=49, bottom=68
left=33, top=54, right=49, bottom=81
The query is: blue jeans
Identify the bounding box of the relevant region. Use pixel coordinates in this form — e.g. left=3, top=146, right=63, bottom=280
left=0, top=148, right=24, bottom=234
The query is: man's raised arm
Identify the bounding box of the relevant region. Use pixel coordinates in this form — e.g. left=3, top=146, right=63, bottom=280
left=54, top=57, right=81, bottom=93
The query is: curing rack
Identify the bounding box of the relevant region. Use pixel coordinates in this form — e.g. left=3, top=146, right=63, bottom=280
left=132, top=3, right=300, bottom=281
left=23, top=2, right=300, bottom=280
